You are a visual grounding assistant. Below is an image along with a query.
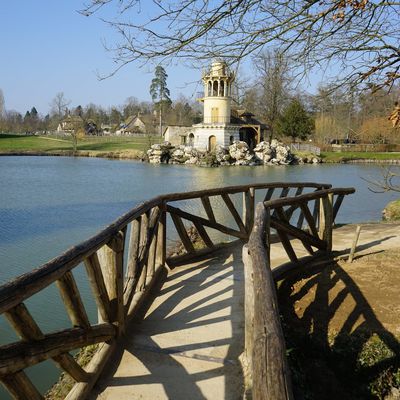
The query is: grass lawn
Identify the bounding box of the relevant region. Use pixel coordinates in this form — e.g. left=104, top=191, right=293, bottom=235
left=0, top=134, right=163, bottom=153
left=321, top=151, right=400, bottom=162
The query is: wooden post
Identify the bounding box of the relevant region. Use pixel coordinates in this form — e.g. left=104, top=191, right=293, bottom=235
left=1, top=371, right=43, bottom=400
left=319, top=193, right=333, bottom=251
left=156, top=207, right=166, bottom=269
left=348, top=225, right=362, bottom=263
left=97, top=231, right=125, bottom=335
left=84, top=253, right=111, bottom=323
left=243, top=245, right=254, bottom=388
left=243, top=188, right=255, bottom=234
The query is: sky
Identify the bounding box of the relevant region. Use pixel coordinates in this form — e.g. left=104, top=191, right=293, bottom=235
left=0, top=1, right=327, bottom=116
left=0, top=1, right=202, bottom=115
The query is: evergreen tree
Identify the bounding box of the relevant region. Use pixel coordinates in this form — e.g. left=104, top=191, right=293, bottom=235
left=150, top=65, right=171, bottom=136
left=277, top=99, right=314, bottom=141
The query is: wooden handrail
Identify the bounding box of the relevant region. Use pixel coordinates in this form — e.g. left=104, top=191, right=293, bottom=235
left=0, top=182, right=346, bottom=400
left=244, top=187, right=354, bottom=399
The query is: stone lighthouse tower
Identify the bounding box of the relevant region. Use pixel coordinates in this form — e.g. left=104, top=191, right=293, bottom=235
left=202, top=61, right=234, bottom=124
left=193, top=60, right=240, bottom=150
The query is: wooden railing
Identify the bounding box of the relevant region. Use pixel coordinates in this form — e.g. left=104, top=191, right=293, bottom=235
left=243, top=187, right=355, bottom=399
left=0, top=182, right=344, bottom=400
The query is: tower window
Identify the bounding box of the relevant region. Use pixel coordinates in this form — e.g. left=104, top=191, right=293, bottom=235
left=213, top=81, right=218, bottom=96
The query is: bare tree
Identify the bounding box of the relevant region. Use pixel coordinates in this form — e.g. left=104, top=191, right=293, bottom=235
left=81, top=0, right=400, bottom=89
left=50, top=92, right=71, bottom=118
left=253, top=50, right=292, bottom=141
left=364, top=167, right=400, bottom=193
left=0, top=89, right=5, bottom=118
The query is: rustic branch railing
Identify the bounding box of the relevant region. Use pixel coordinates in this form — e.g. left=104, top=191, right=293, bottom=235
left=0, top=181, right=349, bottom=400
left=243, top=186, right=354, bottom=400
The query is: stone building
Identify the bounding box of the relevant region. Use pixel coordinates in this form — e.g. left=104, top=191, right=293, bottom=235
left=165, top=60, right=268, bottom=150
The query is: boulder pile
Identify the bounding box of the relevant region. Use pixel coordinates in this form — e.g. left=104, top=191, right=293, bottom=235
left=254, top=140, right=295, bottom=165
left=147, top=140, right=320, bottom=166
left=147, top=142, right=174, bottom=164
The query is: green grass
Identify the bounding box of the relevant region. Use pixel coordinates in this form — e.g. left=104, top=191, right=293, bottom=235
left=321, top=151, right=400, bottom=162
left=0, top=134, right=163, bottom=153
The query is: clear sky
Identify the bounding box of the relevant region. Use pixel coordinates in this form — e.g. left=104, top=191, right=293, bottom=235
left=0, top=1, right=327, bottom=117
left=0, top=1, right=202, bottom=115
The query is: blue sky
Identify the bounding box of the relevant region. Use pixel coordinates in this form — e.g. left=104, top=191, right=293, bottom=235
left=0, top=1, right=326, bottom=116
left=0, top=1, right=202, bottom=115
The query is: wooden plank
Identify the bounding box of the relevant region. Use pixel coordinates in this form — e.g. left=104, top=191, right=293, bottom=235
left=276, top=229, right=298, bottom=263
left=270, top=217, right=327, bottom=250
left=166, top=204, right=247, bottom=239
left=170, top=213, right=195, bottom=253
left=56, top=271, right=90, bottom=329
left=279, top=187, right=290, bottom=198
left=333, top=194, right=345, bottom=221
left=313, top=198, right=320, bottom=229
left=1, top=371, right=43, bottom=400
left=98, top=231, right=125, bottom=334
left=323, top=193, right=334, bottom=251
left=264, top=187, right=275, bottom=202
left=52, top=353, right=90, bottom=383
left=248, top=204, right=294, bottom=399
left=243, top=188, right=255, bottom=232
left=193, top=220, right=214, bottom=248
left=126, top=218, right=141, bottom=281
left=84, top=253, right=111, bottom=323
left=200, top=195, right=216, bottom=223
left=299, top=202, right=319, bottom=238
left=65, top=341, right=116, bottom=400
left=296, top=206, right=305, bottom=229
left=243, top=245, right=254, bottom=386
left=285, top=187, right=303, bottom=221
left=0, top=323, right=116, bottom=377
left=5, top=303, right=89, bottom=383
left=221, top=193, right=247, bottom=234
left=156, top=208, right=166, bottom=268
left=146, top=229, right=158, bottom=282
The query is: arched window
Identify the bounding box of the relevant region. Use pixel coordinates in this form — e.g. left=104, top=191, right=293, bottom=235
left=229, top=135, right=234, bottom=144
left=208, top=81, right=212, bottom=97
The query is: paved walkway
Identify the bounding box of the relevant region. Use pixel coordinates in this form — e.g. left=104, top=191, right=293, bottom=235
left=90, top=222, right=400, bottom=400
left=90, top=244, right=245, bottom=400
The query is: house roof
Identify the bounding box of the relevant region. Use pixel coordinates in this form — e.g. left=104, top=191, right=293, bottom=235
left=230, top=109, right=268, bottom=129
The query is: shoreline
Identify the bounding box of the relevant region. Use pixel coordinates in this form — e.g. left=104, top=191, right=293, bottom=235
left=0, top=149, right=146, bottom=160
left=2, top=149, right=400, bottom=165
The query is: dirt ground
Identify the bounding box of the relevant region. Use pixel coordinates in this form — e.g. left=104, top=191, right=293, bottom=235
left=277, top=245, right=400, bottom=399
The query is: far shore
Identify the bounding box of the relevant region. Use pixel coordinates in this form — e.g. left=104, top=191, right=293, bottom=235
left=3, top=148, right=400, bottom=165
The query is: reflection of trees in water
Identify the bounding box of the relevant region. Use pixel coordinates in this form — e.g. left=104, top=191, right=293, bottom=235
left=277, top=261, right=400, bottom=399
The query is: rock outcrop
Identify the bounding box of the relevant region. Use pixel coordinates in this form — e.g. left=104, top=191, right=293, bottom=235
left=147, top=142, right=174, bottom=164
left=147, top=140, right=319, bottom=166
left=253, top=140, right=295, bottom=165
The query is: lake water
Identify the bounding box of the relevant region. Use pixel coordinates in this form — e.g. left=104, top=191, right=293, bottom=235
left=0, top=156, right=399, bottom=396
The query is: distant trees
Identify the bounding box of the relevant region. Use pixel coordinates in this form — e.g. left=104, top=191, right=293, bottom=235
left=150, top=66, right=172, bottom=136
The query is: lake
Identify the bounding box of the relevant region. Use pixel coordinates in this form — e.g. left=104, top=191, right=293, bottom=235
left=0, top=155, right=399, bottom=396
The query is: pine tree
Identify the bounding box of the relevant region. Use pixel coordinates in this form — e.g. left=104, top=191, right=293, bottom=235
left=150, top=65, right=171, bottom=136
left=278, top=99, right=314, bottom=141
